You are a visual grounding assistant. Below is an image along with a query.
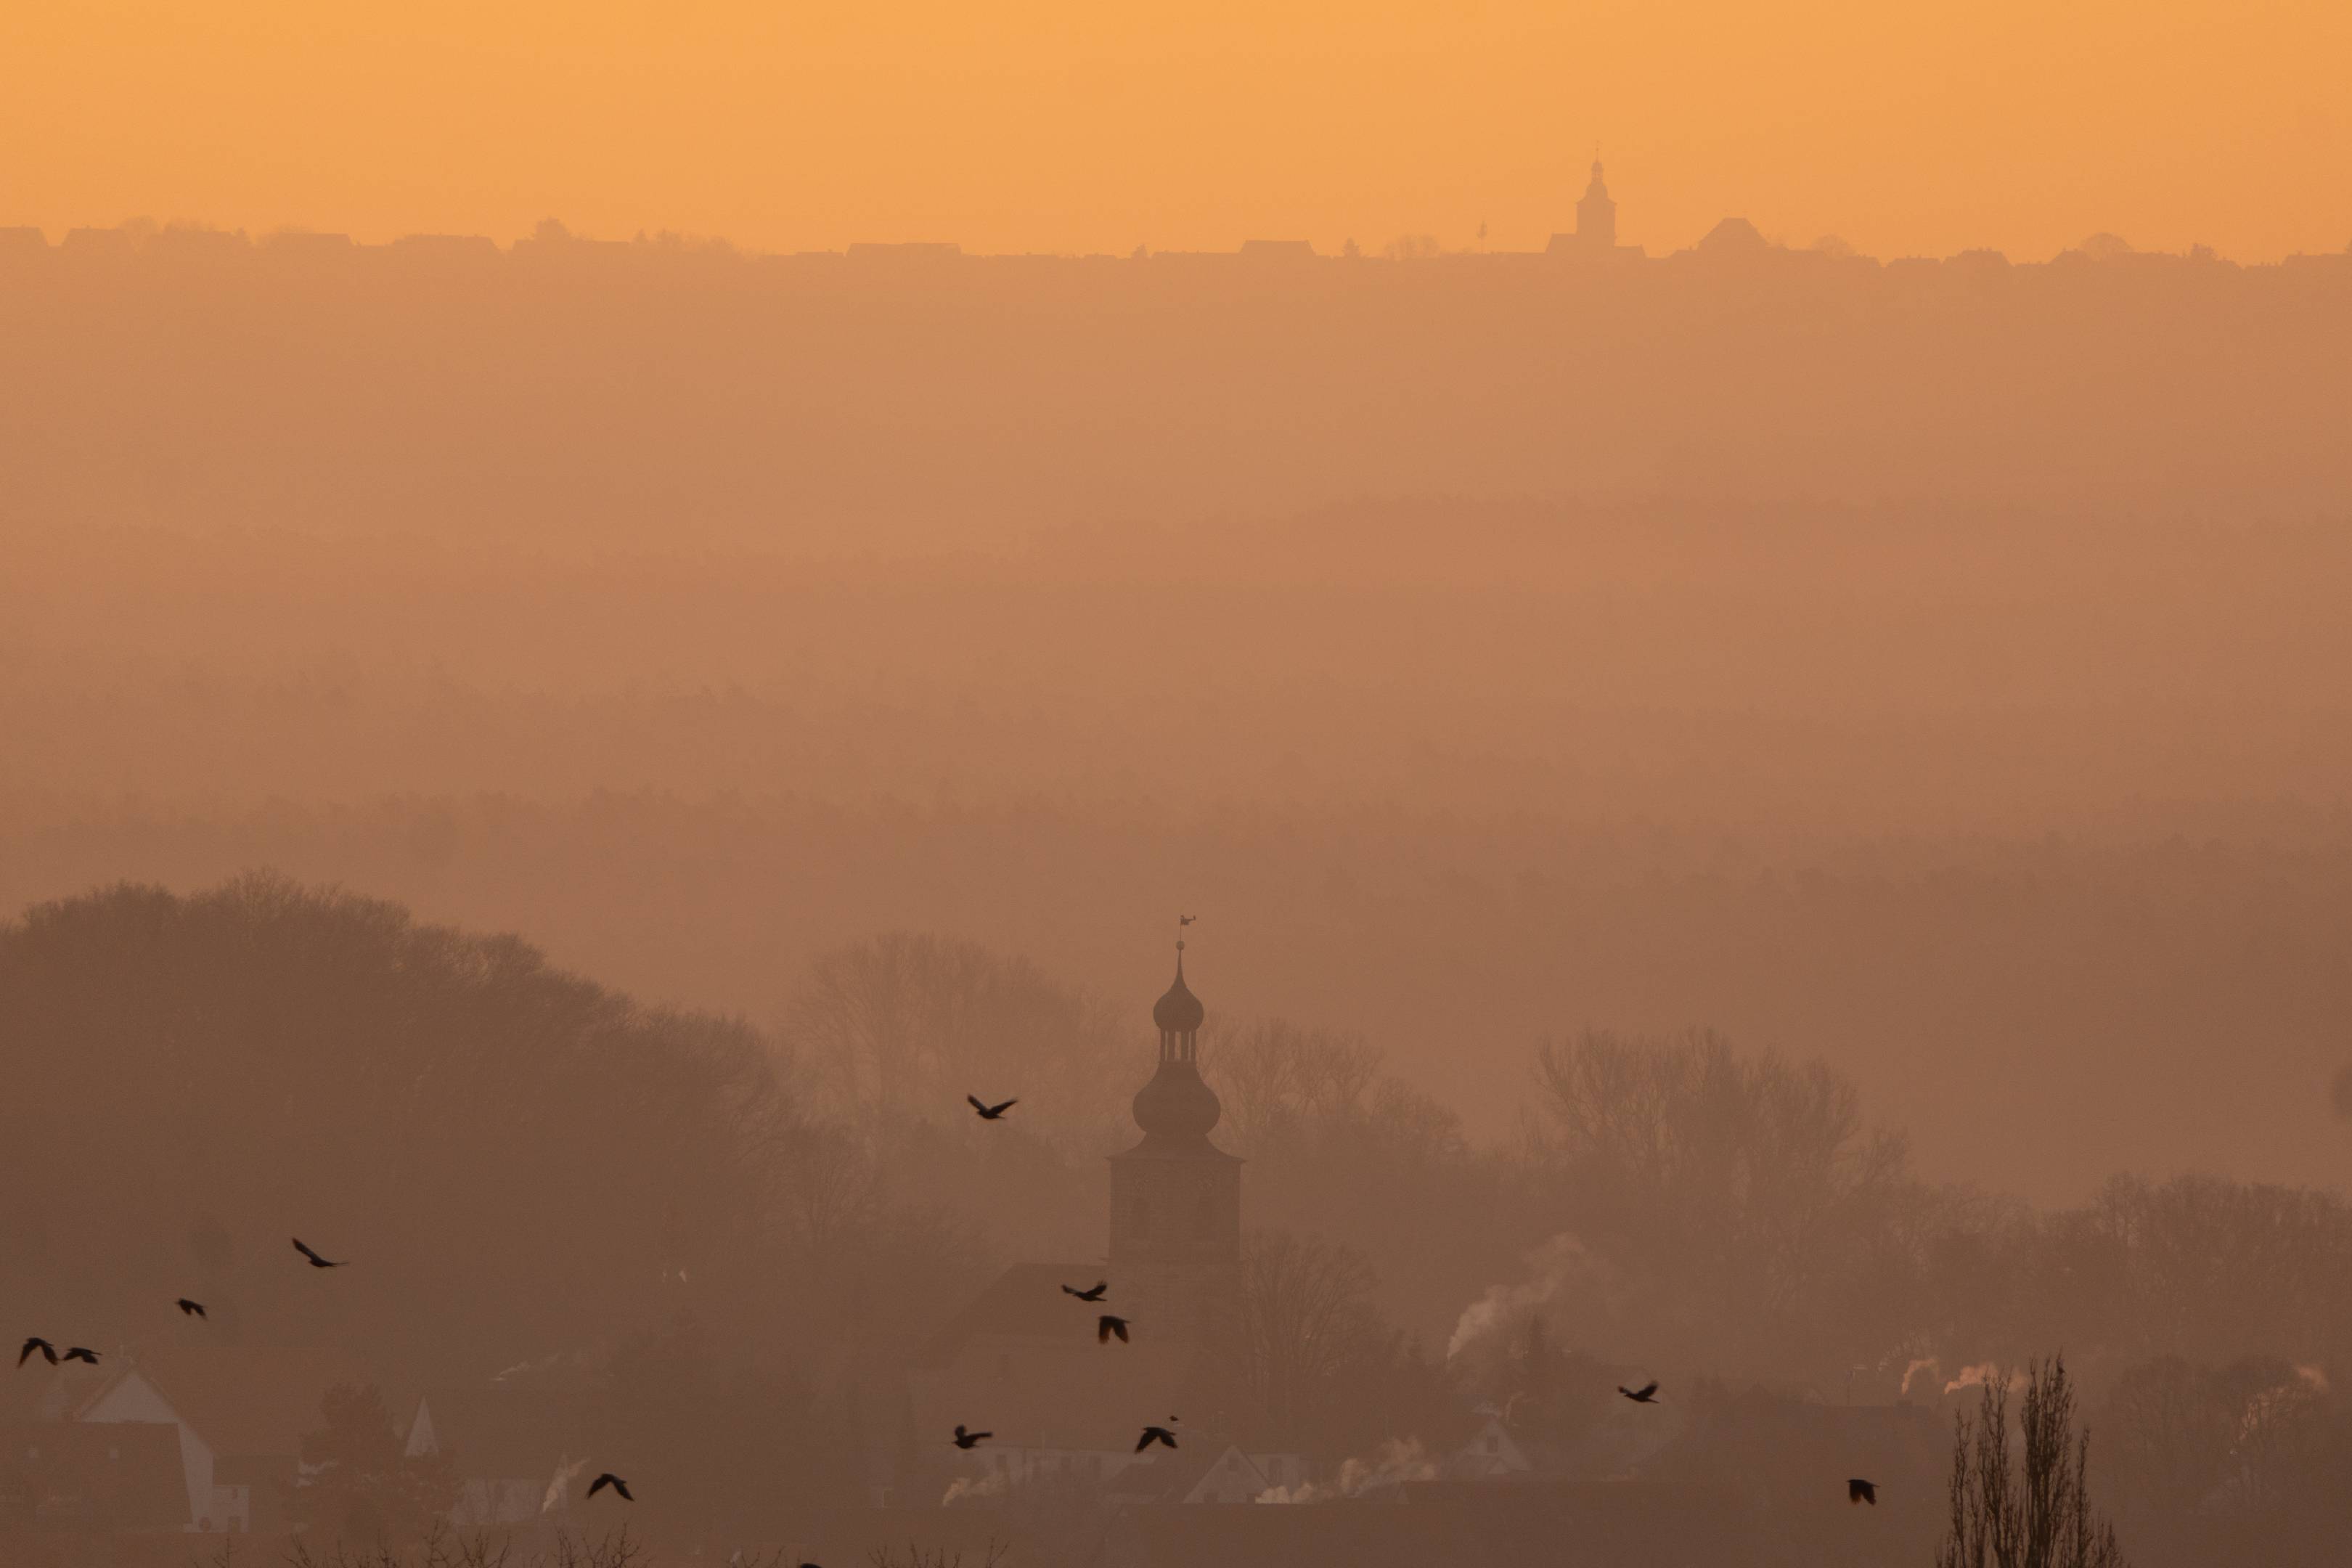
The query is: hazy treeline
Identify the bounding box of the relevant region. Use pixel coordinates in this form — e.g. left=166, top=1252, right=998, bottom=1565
left=4, top=222, right=2350, bottom=549
left=10, top=502, right=2352, bottom=1199
left=7, top=877, right=2352, bottom=1561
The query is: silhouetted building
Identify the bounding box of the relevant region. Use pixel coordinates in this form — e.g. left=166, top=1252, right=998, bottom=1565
left=1548, top=160, right=1637, bottom=257
left=1577, top=161, right=1617, bottom=248
left=0, top=1420, right=188, bottom=1532
left=1111, top=942, right=1243, bottom=1389
left=906, top=943, right=1270, bottom=1503
left=403, top=1387, right=585, bottom=1525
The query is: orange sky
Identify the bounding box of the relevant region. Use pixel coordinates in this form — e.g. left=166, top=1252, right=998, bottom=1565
left=4, top=0, right=2348, bottom=261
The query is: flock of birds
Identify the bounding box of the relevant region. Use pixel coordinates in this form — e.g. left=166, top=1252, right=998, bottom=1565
left=963, top=1095, right=1167, bottom=1454
left=18, top=1236, right=653, bottom=1519
left=7, top=1093, right=1185, bottom=1547
left=15, top=1074, right=1881, bottom=1543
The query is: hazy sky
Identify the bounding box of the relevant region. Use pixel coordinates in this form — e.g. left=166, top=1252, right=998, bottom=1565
left=6, top=0, right=2347, bottom=260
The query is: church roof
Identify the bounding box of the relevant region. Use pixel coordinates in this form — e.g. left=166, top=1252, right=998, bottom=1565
left=406, top=1385, right=588, bottom=1478
left=912, top=1262, right=1107, bottom=1369
left=1108, top=1442, right=1271, bottom=1504
left=1151, top=952, right=1206, bottom=1034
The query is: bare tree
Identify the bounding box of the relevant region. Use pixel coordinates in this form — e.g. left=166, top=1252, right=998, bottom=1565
left=780, top=932, right=1125, bottom=1146
left=865, top=1541, right=1008, bottom=1568
left=1937, top=1355, right=2126, bottom=1568
left=1241, top=1228, right=1392, bottom=1442
left=1525, top=1027, right=1924, bottom=1370
left=258, top=1524, right=637, bottom=1568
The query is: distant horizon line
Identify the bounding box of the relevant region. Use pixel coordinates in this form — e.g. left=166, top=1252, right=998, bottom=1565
left=7, top=216, right=2349, bottom=269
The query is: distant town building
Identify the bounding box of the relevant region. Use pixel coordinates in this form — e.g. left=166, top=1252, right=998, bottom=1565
left=1577, top=161, right=1617, bottom=248
left=1548, top=160, right=1638, bottom=258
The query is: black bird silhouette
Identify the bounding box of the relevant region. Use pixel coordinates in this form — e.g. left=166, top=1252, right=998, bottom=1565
left=292, top=1238, right=345, bottom=1269
left=1098, top=1315, right=1130, bottom=1344
left=587, top=1473, right=632, bottom=1501
left=952, top=1425, right=991, bottom=1450
left=1178, top=915, right=1196, bottom=926
left=1063, top=1281, right=1108, bottom=1302
left=1619, top=1381, right=1660, bottom=1404
left=966, top=1096, right=1016, bottom=1121
left=61, top=1347, right=99, bottom=1365
left=1849, top=1478, right=1878, bottom=1506
left=1136, top=1425, right=1178, bottom=1453
left=176, top=1299, right=206, bottom=1319
left=17, top=1338, right=57, bottom=1368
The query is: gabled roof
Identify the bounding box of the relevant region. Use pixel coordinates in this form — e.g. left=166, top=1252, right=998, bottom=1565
left=75, top=1347, right=383, bottom=1461
left=912, top=1262, right=1105, bottom=1368
left=407, top=1387, right=589, bottom=1478
left=1448, top=1414, right=1532, bottom=1479
left=1106, top=1442, right=1269, bottom=1504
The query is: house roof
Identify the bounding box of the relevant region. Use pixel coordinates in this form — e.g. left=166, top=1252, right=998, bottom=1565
left=407, top=1387, right=589, bottom=1478
left=0, top=1419, right=189, bottom=1530
left=912, top=1262, right=1106, bottom=1369
left=1106, top=1442, right=1269, bottom=1504
left=78, top=1347, right=384, bottom=1461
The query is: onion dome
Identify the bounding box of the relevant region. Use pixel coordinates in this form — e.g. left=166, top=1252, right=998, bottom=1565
left=1133, top=1056, right=1222, bottom=1141
left=1132, top=940, right=1222, bottom=1146
left=1152, top=947, right=1206, bottom=1036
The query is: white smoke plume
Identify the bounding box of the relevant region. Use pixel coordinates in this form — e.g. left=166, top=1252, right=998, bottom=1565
left=942, top=1469, right=1009, bottom=1507
left=1942, top=1362, right=2023, bottom=1396
left=1900, top=1357, right=1940, bottom=1397
left=542, top=1456, right=589, bottom=1515
left=1256, top=1439, right=1437, bottom=1503
left=496, top=1352, right=563, bottom=1383
left=1446, top=1233, right=1609, bottom=1360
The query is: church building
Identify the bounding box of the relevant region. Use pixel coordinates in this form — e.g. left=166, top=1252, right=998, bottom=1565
left=1547, top=159, right=1639, bottom=258
left=905, top=944, right=1294, bottom=1503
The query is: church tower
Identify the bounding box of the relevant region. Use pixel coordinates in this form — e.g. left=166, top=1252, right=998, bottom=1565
left=1577, top=159, right=1617, bottom=249
left=1108, top=942, right=1242, bottom=1395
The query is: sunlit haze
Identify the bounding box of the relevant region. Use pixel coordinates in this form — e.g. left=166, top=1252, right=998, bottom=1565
left=6, top=5, right=2352, bottom=1564
left=5, top=0, right=2350, bottom=259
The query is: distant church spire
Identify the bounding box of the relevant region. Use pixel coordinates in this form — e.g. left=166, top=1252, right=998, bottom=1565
left=1578, top=158, right=1617, bottom=250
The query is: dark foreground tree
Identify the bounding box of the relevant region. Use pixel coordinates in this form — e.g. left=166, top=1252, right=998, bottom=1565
left=292, top=1382, right=458, bottom=1546
left=1937, top=1355, right=2125, bottom=1568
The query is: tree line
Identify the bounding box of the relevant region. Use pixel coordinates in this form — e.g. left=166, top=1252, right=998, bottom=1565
left=4, top=876, right=2350, bottom=1559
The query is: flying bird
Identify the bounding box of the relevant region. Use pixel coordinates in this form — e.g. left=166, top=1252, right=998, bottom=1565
left=952, top=1425, right=991, bottom=1450
left=1619, top=1381, right=1660, bottom=1404
left=61, top=1347, right=99, bottom=1365
left=1098, top=1315, right=1130, bottom=1344
left=292, top=1238, right=345, bottom=1268
left=586, top=1473, right=633, bottom=1502
left=966, top=1096, right=1016, bottom=1121
left=1063, top=1281, right=1108, bottom=1302
left=1136, top=1425, right=1178, bottom=1453
left=176, top=1299, right=206, bottom=1319
left=17, top=1337, right=57, bottom=1368
left=1849, top=1478, right=1878, bottom=1506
